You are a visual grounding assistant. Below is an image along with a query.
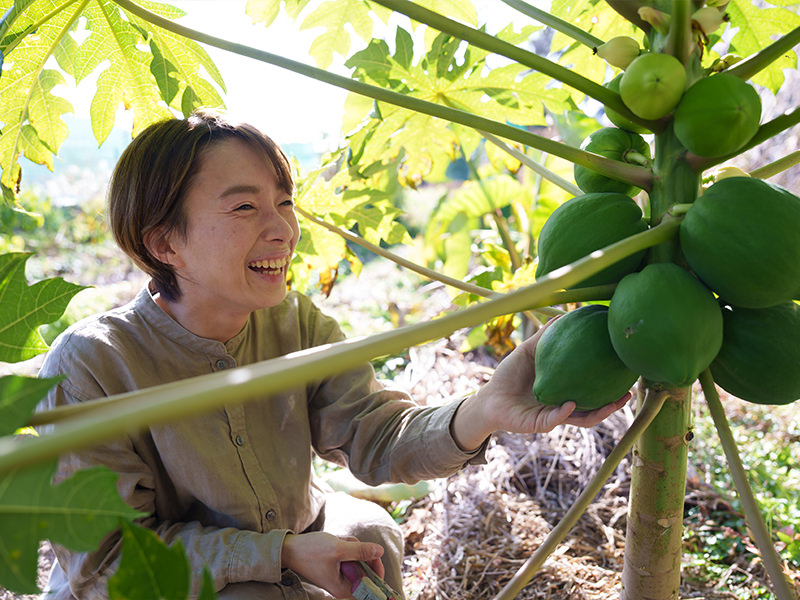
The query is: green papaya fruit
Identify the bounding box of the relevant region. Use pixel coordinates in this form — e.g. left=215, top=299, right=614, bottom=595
left=533, top=305, right=638, bottom=410
left=574, top=127, right=651, bottom=195
left=608, top=263, right=723, bottom=387
left=710, top=301, right=800, bottom=405
left=604, top=74, right=648, bottom=133
left=680, top=177, right=800, bottom=308
left=620, top=53, right=686, bottom=120
left=674, top=73, right=761, bottom=158
left=536, top=193, right=648, bottom=288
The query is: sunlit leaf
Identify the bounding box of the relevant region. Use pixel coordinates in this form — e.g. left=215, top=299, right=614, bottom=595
left=0, top=0, right=226, bottom=196
left=0, top=253, right=86, bottom=363
left=0, top=460, right=143, bottom=594
left=0, top=375, right=61, bottom=437
left=299, top=0, right=391, bottom=69
left=725, top=0, right=800, bottom=93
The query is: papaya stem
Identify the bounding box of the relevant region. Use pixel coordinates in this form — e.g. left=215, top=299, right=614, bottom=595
left=110, top=0, right=651, bottom=189
left=698, top=370, right=797, bottom=600
left=368, top=0, right=662, bottom=132
left=498, top=0, right=603, bottom=48
left=494, top=388, right=670, bottom=600
left=667, top=203, right=693, bottom=217
left=666, top=0, right=692, bottom=63
left=480, top=131, right=583, bottom=197
left=727, top=25, right=800, bottom=82
left=750, top=151, right=800, bottom=180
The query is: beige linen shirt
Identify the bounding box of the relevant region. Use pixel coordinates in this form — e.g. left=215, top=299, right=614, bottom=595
left=38, top=286, right=485, bottom=598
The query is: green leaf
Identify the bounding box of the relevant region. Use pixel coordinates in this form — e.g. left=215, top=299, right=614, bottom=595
left=343, top=26, right=569, bottom=188
left=0, top=460, right=144, bottom=594
left=131, top=1, right=226, bottom=116
left=301, top=0, right=376, bottom=69
left=0, top=0, right=225, bottom=195
left=0, top=375, right=61, bottom=437
left=0, top=253, right=86, bottom=363
left=107, top=522, right=192, bottom=600
left=0, top=0, right=79, bottom=192
left=725, top=0, right=800, bottom=93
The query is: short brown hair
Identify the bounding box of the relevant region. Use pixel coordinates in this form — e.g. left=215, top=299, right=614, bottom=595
left=108, top=109, right=294, bottom=302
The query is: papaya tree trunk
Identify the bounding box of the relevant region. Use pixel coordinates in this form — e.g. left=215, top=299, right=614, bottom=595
left=621, top=384, right=692, bottom=599
left=621, top=125, right=700, bottom=599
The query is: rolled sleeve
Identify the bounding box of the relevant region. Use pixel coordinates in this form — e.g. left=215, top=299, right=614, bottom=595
left=228, top=529, right=290, bottom=584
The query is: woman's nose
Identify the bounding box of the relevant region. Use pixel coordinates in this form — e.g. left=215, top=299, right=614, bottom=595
left=261, top=207, right=296, bottom=241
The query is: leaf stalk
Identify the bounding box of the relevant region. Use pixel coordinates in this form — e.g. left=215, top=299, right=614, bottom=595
left=11, top=218, right=681, bottom=473
left=498, top=0, right=603, bottom=48
left=698, top=370, right=797, bottom=600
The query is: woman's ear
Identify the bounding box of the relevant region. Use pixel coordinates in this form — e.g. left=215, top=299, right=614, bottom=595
left=144, top=227, right=183, bottom=268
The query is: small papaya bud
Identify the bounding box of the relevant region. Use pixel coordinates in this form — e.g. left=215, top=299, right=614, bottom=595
left=710, top=53, right=743, bottom=72
left=638, top=7, right=671, bottom=35
left=594, top=36, right=641, bottom=69
left=714, top=166, right=750, bottom=181
left=692, top=6, right=726, bottom=35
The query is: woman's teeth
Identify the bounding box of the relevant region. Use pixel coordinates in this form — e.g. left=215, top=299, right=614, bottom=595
left=248, top=257, right=288, bottom=272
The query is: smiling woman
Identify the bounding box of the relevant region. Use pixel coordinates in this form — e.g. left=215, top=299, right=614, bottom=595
left=34, top=108, right=628, bottom=600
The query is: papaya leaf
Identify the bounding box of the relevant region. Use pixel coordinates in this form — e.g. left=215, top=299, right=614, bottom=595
left=0, top=460, right=144, bottom=594
left=0, top=253, right=86, bottom=363
left=299, top=0, right=391, bottom=69
left=343, top=27, right=569, bottom=188
left=0, top=0, right=225, bottom=195
left=129, top=1, right=226, bottom=115
left=107, top=521, right=195, bottom=600
left=245, top=0, right=315, bottom=26
left=725, top=0, right=800, bottom=93
left=0, top=0, right=79, bottom=193
left=0, top=375, right=61, bottom=437
left=433, top=175, right=523, bottom=223
left=197, top=568, right=218, bottom=600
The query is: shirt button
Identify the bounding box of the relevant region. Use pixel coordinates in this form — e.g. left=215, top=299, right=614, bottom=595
left=215, top=359, right=226, bottom=370
left=234, top=434, right=245, bottom=446
left=265, top=509, right=277, bottom=521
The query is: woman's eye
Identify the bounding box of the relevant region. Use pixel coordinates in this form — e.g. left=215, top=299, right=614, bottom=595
left=281, top=199, right=295, bottom=207
left=234, top=203, right=255, bottom=211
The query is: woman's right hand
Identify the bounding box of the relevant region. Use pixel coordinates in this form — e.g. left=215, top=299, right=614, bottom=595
left=281, top=531, right=385, bottom=598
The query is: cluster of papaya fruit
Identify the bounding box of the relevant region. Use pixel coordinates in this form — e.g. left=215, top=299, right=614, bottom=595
left=531, top=20, right=800, bottom=410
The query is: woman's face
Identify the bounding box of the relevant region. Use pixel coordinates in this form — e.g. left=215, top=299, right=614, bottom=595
left=160, top=137, right=299, bottom=336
